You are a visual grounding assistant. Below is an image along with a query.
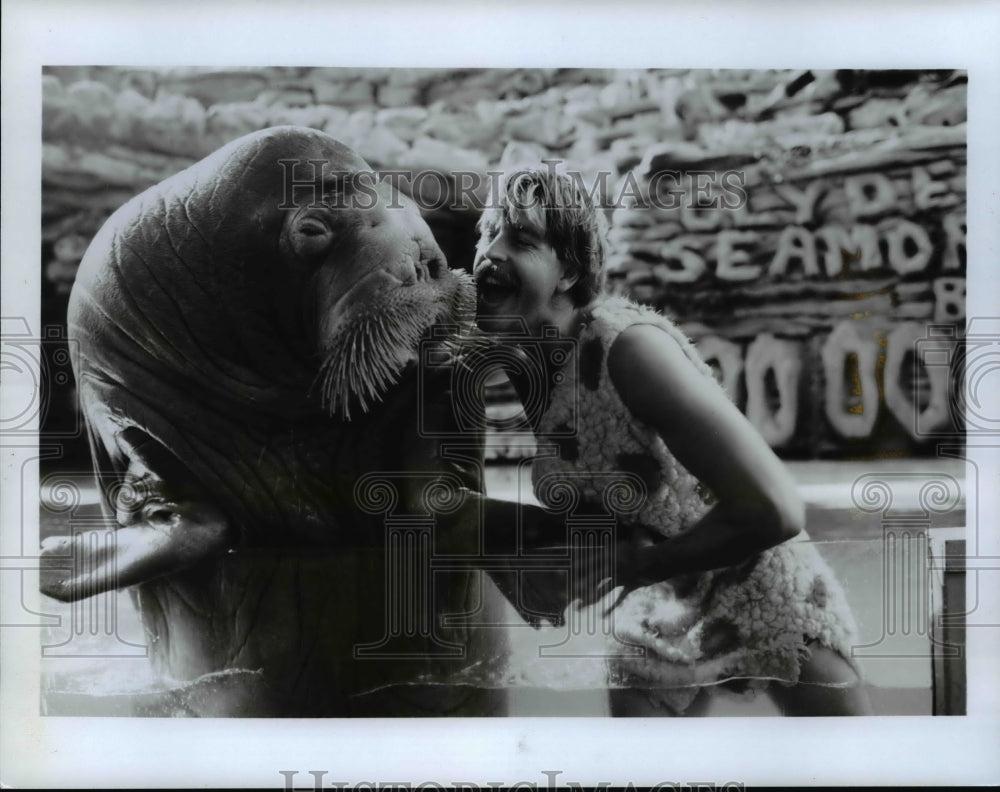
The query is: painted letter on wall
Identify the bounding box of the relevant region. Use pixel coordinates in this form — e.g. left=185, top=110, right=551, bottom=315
left=821, top=320, right=881, bottom=438
left=745, top=334, right=802, bottom=448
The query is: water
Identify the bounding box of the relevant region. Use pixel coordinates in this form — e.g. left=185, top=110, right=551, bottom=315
left=38, top=458, right=965, bottom=715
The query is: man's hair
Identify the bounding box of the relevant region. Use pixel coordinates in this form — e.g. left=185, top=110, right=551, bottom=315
left=477, top=165, right=608, bottom=307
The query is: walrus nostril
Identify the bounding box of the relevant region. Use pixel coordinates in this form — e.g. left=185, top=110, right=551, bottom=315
left=414, top=260, right=429, bottom=283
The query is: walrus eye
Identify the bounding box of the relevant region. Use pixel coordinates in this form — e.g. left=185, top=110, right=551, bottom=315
left=298, top=220, right=326, bottom=236
left=288, top=214, right=335, bottom=259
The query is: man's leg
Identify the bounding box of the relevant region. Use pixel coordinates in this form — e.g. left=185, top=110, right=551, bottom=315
left=767, top=644, right=873, bottom=716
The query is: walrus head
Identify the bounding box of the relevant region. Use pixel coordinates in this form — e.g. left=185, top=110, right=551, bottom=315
left=54, top=126, right=477, bottom=569
left=71, top=126, right=475, bottom=426
left=278, top=170, right=475, bottom=418
left=263, top=136, right=475, bottom=420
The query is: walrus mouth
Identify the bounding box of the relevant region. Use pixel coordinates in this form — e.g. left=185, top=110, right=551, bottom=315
left=317, top=270, right=476, bottom=420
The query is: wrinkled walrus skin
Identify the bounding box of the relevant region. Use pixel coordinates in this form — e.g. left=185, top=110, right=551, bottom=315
left=40, top=126, right=558, bottom=716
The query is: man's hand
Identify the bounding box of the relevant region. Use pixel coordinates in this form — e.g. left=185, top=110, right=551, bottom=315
left=565, top=537, right=642, bottom=616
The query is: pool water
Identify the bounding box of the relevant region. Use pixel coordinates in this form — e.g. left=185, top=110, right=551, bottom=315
left=36, top=459, right=966, bottom=716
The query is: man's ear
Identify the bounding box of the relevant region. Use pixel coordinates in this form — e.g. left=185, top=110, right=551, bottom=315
left=556, top=263, right=579, bottom=294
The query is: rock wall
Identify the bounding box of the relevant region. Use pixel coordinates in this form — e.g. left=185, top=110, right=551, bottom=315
left=41, top=67, right=966, bottom=461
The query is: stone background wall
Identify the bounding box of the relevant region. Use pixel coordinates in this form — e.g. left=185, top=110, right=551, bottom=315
left=41, top=67, right=967, bottom=463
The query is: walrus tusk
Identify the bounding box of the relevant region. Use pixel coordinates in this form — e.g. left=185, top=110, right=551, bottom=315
left=39, top=503, right=230, bottom=602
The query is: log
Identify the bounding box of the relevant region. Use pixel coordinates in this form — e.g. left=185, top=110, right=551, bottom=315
left=681, top=318, right=817, bottom=339
left=42, top=144, right=179, bottom=191
left=157, top=69, right=271, bottom=106
left=730, top=294, right=894, bottom=319
left=781, top=132, right=966, bottom=181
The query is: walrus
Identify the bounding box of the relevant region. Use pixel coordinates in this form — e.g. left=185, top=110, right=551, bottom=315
left=39, top=126, right=574, bottom=716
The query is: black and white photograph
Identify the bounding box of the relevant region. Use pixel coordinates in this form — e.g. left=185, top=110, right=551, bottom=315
left=2, top=2, right=999, bottom=788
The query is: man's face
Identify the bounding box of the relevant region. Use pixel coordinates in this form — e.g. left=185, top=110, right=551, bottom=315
left=472, top=212, right=565, bottom=337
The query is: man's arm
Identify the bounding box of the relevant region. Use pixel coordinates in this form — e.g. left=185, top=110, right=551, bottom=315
left=607, top=323, right=803, bottom=589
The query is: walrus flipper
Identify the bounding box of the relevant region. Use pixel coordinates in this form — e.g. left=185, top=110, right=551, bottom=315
left=40, top=425, right=232, bottom=602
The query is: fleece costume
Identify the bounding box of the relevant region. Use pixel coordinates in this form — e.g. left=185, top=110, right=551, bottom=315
left=531, top=296, right=859, bottom=712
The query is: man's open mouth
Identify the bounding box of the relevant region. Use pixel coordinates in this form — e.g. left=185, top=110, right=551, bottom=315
left=475, top=263, right=518, bottom=309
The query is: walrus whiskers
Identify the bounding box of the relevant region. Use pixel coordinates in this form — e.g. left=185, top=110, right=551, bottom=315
left=318, top=274, right=476, bottom=420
